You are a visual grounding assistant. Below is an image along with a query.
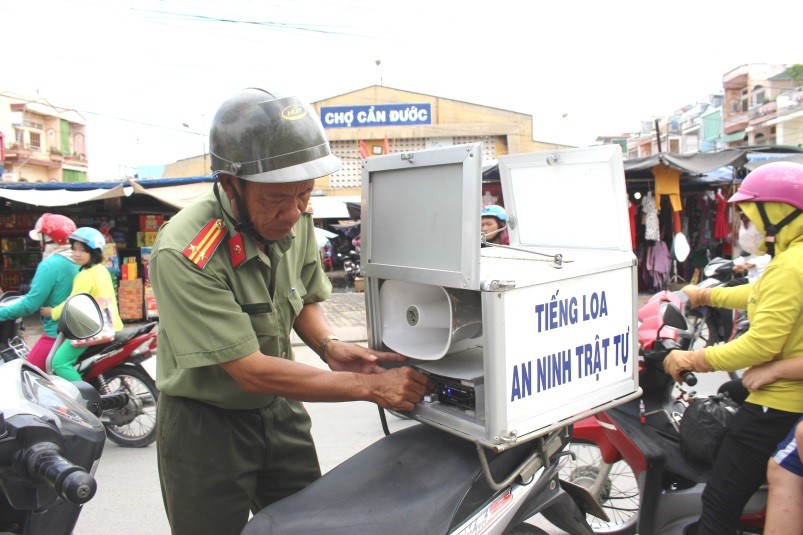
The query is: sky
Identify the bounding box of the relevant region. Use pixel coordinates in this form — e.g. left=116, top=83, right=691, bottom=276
left=2, top=0, right=801, bottom=181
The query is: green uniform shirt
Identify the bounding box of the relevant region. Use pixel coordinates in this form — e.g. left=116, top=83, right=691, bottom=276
left=150, top=186, right=332, bottom=409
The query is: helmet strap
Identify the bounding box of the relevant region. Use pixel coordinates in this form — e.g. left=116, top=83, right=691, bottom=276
left=755, top=202, right=802, bottom=257
left=213, top=177, right=275, bottom=247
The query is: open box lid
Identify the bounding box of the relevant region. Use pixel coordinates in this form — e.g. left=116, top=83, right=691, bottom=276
left=362, top=143, right=483, bottom=290
left=498, top=145, right=631, bottom=252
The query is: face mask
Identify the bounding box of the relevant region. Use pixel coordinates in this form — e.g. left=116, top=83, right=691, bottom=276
left=738, top=223, right=765, bottom=256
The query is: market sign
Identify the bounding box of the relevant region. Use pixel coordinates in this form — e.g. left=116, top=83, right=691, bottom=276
left=320, top=103, right=432, bottom=129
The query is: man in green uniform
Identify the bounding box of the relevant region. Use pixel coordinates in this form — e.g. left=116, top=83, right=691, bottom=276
left=150, top=88, right=431, bottom=535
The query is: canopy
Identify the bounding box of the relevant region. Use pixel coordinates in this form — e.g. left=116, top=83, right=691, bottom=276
left=309, top=195, right=361, bottom=219
left=129, top=176, right=215, bottom=209
left=314, top=227, right=338, bottom=248
left=0, top=181, right=126, bottom=207
left=481, top=145, right=803, bottom=184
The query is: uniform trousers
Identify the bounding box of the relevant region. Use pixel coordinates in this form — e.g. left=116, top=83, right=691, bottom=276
left=157, top=393, right=321, bottom=535
left=692, top=402, right=801, bottom=534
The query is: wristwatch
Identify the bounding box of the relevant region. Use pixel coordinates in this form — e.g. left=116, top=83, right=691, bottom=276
left=319, top=335, right=340, bottom=360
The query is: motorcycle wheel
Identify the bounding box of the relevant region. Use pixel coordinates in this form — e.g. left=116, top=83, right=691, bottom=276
left=560, top=439, right=639, bottom=535
left=686, top=312, right=720, bottom=349
left=98, top=366, right=159, bottom=448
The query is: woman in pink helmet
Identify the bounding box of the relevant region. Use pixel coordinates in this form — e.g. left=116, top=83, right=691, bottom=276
left=0, top=213, right=79, bottom=369
left=664, top=161, right=803, bottom=534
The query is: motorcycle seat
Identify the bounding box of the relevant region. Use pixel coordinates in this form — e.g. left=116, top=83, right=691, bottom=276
left=609, top=402, right=710, bottom=484
left=79, top=322, right=157, bottom=358
left=243, top=422, right=533, bottom=535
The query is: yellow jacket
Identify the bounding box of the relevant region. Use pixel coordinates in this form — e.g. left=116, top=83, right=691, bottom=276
left=706, top=201, right=803, bottom=413
left=52, top=264, right=124, bottom=332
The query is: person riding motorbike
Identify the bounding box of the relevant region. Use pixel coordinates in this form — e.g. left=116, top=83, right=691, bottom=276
left=480, top=204, right=510, bottom=245
left=0, top=213, right=79, bottom=369
left=40, top=227, right=123, bottom=381
left=664, top=161, right=803, bottom=534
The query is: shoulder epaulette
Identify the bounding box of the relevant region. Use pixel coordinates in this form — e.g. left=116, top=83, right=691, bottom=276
left=182, top=218, right=227, bottom=269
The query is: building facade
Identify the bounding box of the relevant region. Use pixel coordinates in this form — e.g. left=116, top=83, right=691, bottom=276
left=628, top=63, right=802, bottom=157
left=0, top=92, right=89, bottom=183
left=162, top=85, right=570, bottom=197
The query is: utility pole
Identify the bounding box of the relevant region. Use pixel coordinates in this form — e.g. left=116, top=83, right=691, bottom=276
left=654, top=118, right=663, bottom=153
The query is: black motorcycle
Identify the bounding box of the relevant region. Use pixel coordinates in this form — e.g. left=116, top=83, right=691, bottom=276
left=0, top=294, right=126, bottom=535
left=686, top=257, right=749, bottom=348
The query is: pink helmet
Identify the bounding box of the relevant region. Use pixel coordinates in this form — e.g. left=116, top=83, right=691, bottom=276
left=728, top=161, right=803, bottom=210
left=29, top=213, right=77, bottom=245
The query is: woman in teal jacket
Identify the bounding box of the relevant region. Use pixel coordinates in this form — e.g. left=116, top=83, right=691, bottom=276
left=0, top=213, right=78, bottom=369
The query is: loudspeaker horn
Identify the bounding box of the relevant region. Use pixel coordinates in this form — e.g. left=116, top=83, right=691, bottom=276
left=379, top=280, right=482, bottom=360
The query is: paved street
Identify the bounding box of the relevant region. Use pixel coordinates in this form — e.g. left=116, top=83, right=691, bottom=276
left=17, top=287, right=732, bottom=534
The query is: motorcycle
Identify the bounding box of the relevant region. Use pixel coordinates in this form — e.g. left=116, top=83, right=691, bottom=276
left=242, top=410, right=606, bottom=535
left=562, top=290, right=766, bottom=534
left=686, top=257, right=749, bottom=348
left=47, top=322, right=159, bottom=448
left=0, top=295, right=159, bottom=448
left=0, top=293, right=129, bottom=535
left=337, top=249, right=362, bottom=286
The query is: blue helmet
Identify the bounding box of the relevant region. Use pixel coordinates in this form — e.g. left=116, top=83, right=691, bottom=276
left=69, top=227, right=106, bottom=252
left=481, top=205, right=508, bottom=223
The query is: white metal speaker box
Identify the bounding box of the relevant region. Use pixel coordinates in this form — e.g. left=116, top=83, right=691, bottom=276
left=361, top=143, right=641, bottom=450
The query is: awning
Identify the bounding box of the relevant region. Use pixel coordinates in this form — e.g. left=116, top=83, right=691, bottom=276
left=622, top=149, right=749, bottom=176
left=129, top=177, right=215, bottom=209
left=0, top=182, right=127, bottom=207
left=723, top=131, right=746, bottom=143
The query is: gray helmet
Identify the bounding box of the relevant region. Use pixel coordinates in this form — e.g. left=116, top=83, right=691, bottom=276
left=209, top=88, right=341, bottom=183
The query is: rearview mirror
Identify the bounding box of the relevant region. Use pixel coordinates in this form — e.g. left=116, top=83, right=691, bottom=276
left=673, top=233, right=690, bottom=263
left=662, top=303, right=687, bottom=331
left=58, top=293, right=103, bottom=340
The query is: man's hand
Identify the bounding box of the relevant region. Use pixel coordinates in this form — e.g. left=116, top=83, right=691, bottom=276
left=361, top=366, right=433, bottom=412
left=681, top=285, right=712, bottom=309
left=323, top=340, right=407, bottom=374
left=742, top=361, right=782, bottom=391
left=40, top=306, right=52, bottom=318
left=664, top=349, right=712, bottom=383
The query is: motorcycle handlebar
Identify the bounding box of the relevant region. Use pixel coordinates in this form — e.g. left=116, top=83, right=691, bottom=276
left=681, top=370, right=698, bottom=386
left=21, top=443, right=97, bottom=504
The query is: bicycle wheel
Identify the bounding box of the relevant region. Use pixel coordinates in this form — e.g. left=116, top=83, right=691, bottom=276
left=560, top=439, right=639, bottom=535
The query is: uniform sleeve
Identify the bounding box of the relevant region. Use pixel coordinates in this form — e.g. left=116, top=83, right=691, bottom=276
left=51, top=270, right=94, bottom=321
left=150, top=249, right=260, bottom=368
left=706, top=262, right=803, bottom=370
left=297, top=219, right=332, bottom=305
left=710, top=283, right=752, bottom=310
left=0, top=262, right=55, bottom=321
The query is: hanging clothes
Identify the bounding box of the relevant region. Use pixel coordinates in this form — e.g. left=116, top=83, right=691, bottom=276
left=642, top=191, right=660, bottom=241
left=714, top=191, right=729, bottom=240
left=628, top=198, right=637, bottom=250
left=648, top=240, right=672, bottom=291
left=652, top=163, right=683, bottom=212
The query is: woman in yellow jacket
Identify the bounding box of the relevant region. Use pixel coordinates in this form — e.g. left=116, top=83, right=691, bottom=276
left=41, top=227, right=123, bottom=381
left=665, top=161, right=803, bottom=534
